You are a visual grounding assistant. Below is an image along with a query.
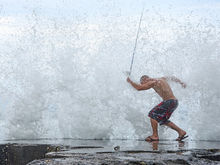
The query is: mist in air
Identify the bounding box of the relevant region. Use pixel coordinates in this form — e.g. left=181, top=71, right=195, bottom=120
left=0, top=0, right=220, bottom=140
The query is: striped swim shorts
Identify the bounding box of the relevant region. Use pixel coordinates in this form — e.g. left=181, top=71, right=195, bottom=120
left=148, top=99, right=178, bottom=125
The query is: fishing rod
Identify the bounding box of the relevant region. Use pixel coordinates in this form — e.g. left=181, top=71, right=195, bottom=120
left=128, top=8, right=144, bottom=76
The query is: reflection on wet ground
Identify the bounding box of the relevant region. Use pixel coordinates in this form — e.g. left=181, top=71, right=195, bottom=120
left=0, top=139, right=220, bottom=165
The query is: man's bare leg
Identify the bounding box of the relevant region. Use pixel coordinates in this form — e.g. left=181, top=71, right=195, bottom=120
left=145, top=118, right=159, bottom=141
left=165, top=121, right=187, bottom=140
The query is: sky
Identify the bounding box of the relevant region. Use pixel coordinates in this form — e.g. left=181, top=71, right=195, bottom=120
left=1, top=0, right=220, bottom=19
left=0, top=0, right=220, bottom=37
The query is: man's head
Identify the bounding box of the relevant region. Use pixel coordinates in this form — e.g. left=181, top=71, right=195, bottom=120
left=140, top=75, right=150, bottom=84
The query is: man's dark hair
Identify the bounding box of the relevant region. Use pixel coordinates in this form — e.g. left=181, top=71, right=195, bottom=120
left=140, top=75, right=149, bottom=82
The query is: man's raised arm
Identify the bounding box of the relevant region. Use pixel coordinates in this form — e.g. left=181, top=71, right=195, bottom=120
left=163, top=76, right=186, bottom=88
left=127, top=77, right=156, bottom=91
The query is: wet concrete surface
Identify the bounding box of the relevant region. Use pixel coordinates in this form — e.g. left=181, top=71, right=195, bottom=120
left=0, top=139, right=220, bottom=165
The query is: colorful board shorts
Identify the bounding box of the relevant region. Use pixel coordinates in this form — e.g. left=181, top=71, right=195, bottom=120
left=148, top=99, right=178, bottom=125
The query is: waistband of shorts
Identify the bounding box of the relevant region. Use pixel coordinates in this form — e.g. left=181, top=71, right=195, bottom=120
left=163, top=99, right=178, bottom=102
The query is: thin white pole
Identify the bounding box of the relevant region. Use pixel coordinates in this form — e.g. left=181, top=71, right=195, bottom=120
left=129, top=8, right=144, bottom=76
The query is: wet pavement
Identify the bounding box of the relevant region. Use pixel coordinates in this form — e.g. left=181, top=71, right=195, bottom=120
left=0, top=139, right=220, bottom=165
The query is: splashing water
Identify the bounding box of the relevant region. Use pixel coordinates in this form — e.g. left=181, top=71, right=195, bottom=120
left=0, top=1, right=220, bottom=141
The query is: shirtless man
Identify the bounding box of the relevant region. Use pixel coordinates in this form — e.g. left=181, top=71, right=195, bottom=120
left=127, top=75, right=188, bottom=141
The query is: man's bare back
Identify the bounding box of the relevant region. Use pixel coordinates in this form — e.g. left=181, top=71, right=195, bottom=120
left=152, top=78, right=176, bottom=101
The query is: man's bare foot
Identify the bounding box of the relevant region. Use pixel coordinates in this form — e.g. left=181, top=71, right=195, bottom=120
left=145, top=135, right=159, bottom=141
left=176, top=130, right=188, bottom=141
left=178, top=130, right=186, bottom=138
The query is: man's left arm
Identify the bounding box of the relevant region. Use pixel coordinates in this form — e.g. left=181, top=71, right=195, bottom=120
left=127, top=77, right=156, bottom=91
left=163, top=76, right=186, bottom=88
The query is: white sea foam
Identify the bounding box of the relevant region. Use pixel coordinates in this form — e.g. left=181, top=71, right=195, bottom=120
left=0, top=3, right=220, bottom=140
